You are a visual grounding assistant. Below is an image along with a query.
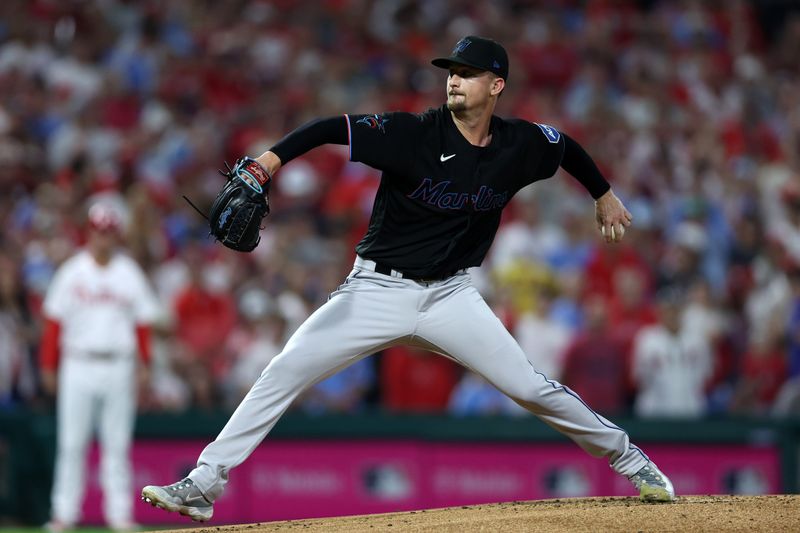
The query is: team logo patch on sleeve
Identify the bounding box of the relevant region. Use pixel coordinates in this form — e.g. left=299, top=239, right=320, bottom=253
left=356, top=114, right=389, bottom=133
left=536, top=123, right=561, bottom=144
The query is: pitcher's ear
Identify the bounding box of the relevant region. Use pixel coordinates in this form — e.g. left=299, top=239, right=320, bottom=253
left=492, top=77, right=505, bottom=96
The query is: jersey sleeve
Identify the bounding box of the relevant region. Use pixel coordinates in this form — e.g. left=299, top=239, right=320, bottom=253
left=42, top=263, right=71, bottom=320
left=345, top=112, right=422, bottom=173
left=126, top=261, right=161, bottom=324
left=528, top=122, right=566, bottom=179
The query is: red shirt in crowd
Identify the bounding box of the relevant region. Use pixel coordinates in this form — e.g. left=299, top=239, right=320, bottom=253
left=561, top=330, right=632, bottom=416
left=173, top=284, right=236, bottom=376
left=380, top=346, right=460, bottom=412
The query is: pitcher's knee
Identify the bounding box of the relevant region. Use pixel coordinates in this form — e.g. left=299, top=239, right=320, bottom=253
left=498, top=373, right=566, bottom=409
left=508, top=390, right=546, bottom=409
left=497, top=381, right=541, bottom=406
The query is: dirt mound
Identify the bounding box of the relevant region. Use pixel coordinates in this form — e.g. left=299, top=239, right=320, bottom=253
left=162, top=495, right=799, bottom=533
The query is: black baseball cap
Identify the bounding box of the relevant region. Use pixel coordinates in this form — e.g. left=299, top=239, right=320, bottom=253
left=432, top=36, right=509, bottom=80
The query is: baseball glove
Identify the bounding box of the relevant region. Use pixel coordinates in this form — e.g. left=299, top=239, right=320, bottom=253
left=207, top=156, right=272, bottom=252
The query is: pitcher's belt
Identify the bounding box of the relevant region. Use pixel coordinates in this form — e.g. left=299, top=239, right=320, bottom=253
left=354, top=256, right=466, bottom=282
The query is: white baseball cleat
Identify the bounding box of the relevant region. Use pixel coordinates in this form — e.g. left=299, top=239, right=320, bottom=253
left=141, top=478, right=214, bottom=522
left=629, top=462, right=676, bottom=502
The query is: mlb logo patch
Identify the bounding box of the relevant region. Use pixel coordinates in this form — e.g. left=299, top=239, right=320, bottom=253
left=536, top=123, right=561, bottom=144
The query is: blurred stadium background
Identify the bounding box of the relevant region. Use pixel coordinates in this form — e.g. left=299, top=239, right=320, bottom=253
left=1, top=0, right=800, bottom=528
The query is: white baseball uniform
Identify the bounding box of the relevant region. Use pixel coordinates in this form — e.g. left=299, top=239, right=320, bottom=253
left=43, top=249, right=159, bottom=528
left=632, top=324, right=713, bottom=418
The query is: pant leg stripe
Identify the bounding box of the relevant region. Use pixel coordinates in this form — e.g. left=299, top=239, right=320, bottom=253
left=526, top=360, right=649, bottom=464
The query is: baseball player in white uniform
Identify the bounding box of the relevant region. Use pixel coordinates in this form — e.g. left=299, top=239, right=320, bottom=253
left=40, top=203, right=159, bottom=532
left=142, top=36, right=675, bottom=522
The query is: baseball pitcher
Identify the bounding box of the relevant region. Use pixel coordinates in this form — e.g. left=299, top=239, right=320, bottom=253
left=143, top=36, right=675, bottom=522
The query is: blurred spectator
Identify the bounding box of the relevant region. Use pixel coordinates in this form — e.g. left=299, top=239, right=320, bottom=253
left=448, top=371, right=527, bottom=417
left=544, top=204, right=594, bottom=273
left=773, top=378, right=800, bottom=416
left=768, top=184, right=800, bottom=265
left=656, top=221, right=707, bottom=292
left=145, top=327, right=191, bottom=413
left=729, top=316, right=788, bottom=415
left=488, top=191, right=566, bottom=271
left=682, top=278, right=726, bottom=347
left=631, top=288, right=714, bottom=418
left=606, top=266, right=658, bottom=348
left=682, top=278, right=730, bottom=412
left=787, top=267, right=800, bottom=379
left=548, top=268, right=586, bottom=331
left=171, top=245, right=237, bottom=409
left=299, top=357, right=376, bottom=415
left=514, top=288, right=571, bottom=381
left=491, top=259, right=558, bottom=318
left=222, top=287, right=288, bottom=409
left=745, top=238, right=793, bottom=348
left=583, top=242, right=652, bottom=301
left=0, top=252, right=37, bottom=407
left=667, top=194, right=732, bottom=295
left=774, top=266, right=800, bottom=416
left=561, top=295, right=631, bottom=416
left=381, top=346, right=459, bottom=413
left=728, top=209, right=764, bottom=269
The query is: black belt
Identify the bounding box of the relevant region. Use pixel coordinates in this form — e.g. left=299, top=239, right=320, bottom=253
left=358, top=256, right=465, bottom=281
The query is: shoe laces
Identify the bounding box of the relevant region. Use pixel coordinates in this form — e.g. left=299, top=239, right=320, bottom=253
left=630, top=464, right=666, bottom=488
left=167, top=478, right=195, bottom=493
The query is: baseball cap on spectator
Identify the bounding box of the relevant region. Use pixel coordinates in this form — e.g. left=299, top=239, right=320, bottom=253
left=87, top=203, right=122, bottom=233
left=432, top=36, right=509, bottom=80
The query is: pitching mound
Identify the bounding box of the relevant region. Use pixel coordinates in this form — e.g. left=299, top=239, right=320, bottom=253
left=159, top=495, right=799, bottom=532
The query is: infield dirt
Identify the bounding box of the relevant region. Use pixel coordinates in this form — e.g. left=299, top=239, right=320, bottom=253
left=155, top=494, right=799, bottom=532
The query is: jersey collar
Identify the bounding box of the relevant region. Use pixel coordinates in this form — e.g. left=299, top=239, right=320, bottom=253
left=443, top=105, right=500, bottom=153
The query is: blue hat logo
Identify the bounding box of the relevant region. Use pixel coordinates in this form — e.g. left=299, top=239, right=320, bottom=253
left=453, top=38, right=471, bottom=54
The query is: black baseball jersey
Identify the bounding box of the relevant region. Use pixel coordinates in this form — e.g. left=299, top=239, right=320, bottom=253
left=346, top=105, right=565, bottom=278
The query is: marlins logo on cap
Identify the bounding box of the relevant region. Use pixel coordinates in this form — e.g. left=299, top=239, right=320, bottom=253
left=453, top=38, right=471, bottom=54
left=431, top=35, right=509, bottom=80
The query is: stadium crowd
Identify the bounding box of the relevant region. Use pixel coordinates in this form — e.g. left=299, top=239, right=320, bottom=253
left=1, top=0, right=800, bottom=419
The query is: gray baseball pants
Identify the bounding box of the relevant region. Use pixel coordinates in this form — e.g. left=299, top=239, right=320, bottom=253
left=189, top=257, right=649, bottom=500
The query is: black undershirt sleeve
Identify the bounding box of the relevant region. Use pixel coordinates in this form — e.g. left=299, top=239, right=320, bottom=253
left=560, top=133, right=611, bottom=200
left=269, top=116, right=348, bottom=164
